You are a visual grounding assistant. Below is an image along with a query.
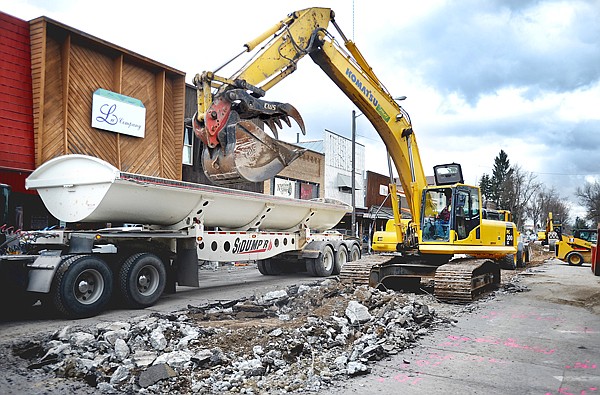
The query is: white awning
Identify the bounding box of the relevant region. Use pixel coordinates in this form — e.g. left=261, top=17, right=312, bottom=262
left=337, top=174, right=361, bottom=189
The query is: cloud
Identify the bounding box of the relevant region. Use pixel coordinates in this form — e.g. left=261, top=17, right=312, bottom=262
left=378, top=0, right=600, bottom=103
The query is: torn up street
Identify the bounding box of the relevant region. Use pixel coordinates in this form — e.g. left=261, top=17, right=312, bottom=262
left=1, top=247, right=599, bottom=394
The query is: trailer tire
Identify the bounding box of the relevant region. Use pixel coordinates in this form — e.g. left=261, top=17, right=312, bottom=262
left=566, top=252, right=584, bottom=266
left=306, top=245, right=335, bottom=277
left=257, top=259, right=282, bottom=275
left=349, top=244, right=361, bottom=262
left=52, top=255, right=113, bottom=318
left=333, top=246, right=348, bottom=275
left=119, top=253, right=166, bottom=308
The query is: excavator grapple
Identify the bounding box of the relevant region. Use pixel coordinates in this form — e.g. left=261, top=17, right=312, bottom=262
left=193, top=89, right=306, bottom=185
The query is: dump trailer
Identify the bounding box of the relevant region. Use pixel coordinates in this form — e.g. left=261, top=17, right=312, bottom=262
left=0, top=154, right=360, bottom=318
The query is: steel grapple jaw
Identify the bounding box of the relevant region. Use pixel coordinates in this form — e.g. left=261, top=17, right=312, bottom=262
left=193, top=89, right=306, bottom=185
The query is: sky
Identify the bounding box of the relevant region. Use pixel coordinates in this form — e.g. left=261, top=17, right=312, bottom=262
left=2, top=0, right=600, bottom=221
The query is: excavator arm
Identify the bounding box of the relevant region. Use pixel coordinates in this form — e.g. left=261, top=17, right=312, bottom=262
left=306, top=28, right=428, bottom=230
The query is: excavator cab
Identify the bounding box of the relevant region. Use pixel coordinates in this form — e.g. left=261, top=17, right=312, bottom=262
left=420, top=184, right=483, bottom=245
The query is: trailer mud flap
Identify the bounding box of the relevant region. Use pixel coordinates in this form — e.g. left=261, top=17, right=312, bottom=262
left=27, top=252, right=63, bottom=293
left=176, top=244, right=199, bottom=287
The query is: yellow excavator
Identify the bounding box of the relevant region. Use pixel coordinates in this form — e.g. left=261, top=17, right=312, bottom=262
left=539, top=212, right=562, bottom=248
left=193, top=7, right=526, bottom=302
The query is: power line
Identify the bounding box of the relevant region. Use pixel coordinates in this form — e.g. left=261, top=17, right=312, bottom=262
left=530, top=171, right=600, bottom=176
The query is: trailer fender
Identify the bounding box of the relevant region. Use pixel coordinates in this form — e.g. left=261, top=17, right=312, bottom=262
left=301, top=240, right=330, bottom=259
left=27, top=252, right=64, bottom=293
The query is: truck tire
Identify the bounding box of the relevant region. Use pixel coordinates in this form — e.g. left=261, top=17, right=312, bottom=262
left=119, top=253, right=166, bottom=308
left=257, top=259, right=282, bottom=275
left=306, top=245, right=335, bottom=277
left=516, top=243, right=525, bottom=268
left=498, top=254, right=517, bottom=270
left=333, top=246, right=348, bottom=275
left=52, top=255, right=113, bottom=318
left=566, top=252, right=584, bottom=266
left=349, top=244, right=361, bottom=262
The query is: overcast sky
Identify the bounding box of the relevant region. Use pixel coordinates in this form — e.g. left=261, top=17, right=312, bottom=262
left=3, top=0, right=600, bottom=220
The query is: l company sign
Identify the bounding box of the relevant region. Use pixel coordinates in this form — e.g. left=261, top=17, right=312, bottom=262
left=91, top=89, right=146, bottom=138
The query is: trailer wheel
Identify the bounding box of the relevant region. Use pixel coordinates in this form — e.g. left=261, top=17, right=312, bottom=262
left=119, top=253, right=166, bottom=308
left=333, top=246, right=348, bottom=275
left=306, top=245, right=335, bottom=277
left=257, top=259, right=282, bottom=275
left=566, top=252, right=584, bottom=266
left=349, top=244, right=361, bottom=261
left=52, top=255, right=113, bottom=318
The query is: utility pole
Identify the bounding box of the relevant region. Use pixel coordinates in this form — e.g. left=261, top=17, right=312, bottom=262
left=351, top=110, right=357, bottom=237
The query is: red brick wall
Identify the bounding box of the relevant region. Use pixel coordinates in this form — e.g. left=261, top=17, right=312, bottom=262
left=0, top=11, right=34, bottom=172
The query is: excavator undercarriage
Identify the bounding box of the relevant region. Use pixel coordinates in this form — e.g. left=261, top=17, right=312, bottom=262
left=339, top=255, right=501, bottom=303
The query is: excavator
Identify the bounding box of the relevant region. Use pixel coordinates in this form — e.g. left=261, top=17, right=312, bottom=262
left=539, top=212, right=562, bottom=248
left=193, top=7, right=525, bottom=302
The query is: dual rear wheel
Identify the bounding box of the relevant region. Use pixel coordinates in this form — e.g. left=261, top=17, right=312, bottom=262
left=51, top=252, right=166, bottom=318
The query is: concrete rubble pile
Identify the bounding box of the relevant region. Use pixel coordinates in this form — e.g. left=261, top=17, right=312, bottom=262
left=11, top=279, right=449, bottom=394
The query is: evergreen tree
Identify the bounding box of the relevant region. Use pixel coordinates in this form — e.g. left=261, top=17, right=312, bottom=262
left=479, top=174, right=492, bottom=202
left=491, top=150, right=513, bottom=206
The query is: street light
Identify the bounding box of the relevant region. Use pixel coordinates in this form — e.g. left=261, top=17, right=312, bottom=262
left=351, top=96, right=406, bottom=238
left=351, top=109, right=362, bottom=238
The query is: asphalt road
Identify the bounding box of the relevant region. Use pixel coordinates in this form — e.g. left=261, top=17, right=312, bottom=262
left=326, top=258, right=600, bottom=395
left=0, top=264, right=322, bottom=342
left=1, top=257, right=599, bottom=395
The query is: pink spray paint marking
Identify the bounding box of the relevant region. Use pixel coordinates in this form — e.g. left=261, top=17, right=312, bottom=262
left=565, top=361, right=597, bottom=369
left=545, top=386, right=598, bottom=395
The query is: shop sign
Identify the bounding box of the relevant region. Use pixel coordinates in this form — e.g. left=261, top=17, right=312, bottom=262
left=274, top=178, right=296, bottom=198
left=91, top=89, right=146, bottom=138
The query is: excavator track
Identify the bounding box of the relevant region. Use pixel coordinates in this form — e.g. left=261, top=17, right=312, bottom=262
left=340, top=255, right=500, bottom=303
left=433, top=258, right=500, bottom=303
left=339, top=254, right=395, bottom=286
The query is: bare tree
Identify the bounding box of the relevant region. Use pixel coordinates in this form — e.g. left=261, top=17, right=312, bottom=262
left=576, top=180, right=600, bottom=225
left=500, top=165, right=541, bottom=229
left=527, top=186, right=570, bottom=230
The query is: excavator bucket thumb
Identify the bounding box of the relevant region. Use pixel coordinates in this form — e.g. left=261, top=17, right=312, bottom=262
left=194, top=88, right=307, bottom=185
left=202, top=120, right=306, bottom=185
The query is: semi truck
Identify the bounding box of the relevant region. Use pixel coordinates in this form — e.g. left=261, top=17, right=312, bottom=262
left=0, top=154, right=360, bottom=318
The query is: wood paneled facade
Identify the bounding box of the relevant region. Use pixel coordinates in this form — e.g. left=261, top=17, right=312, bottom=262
left=29, top=17, right=186, bottom=179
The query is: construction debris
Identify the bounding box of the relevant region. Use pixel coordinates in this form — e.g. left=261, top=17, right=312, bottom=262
left=9, top=279, right=452, bottom=394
